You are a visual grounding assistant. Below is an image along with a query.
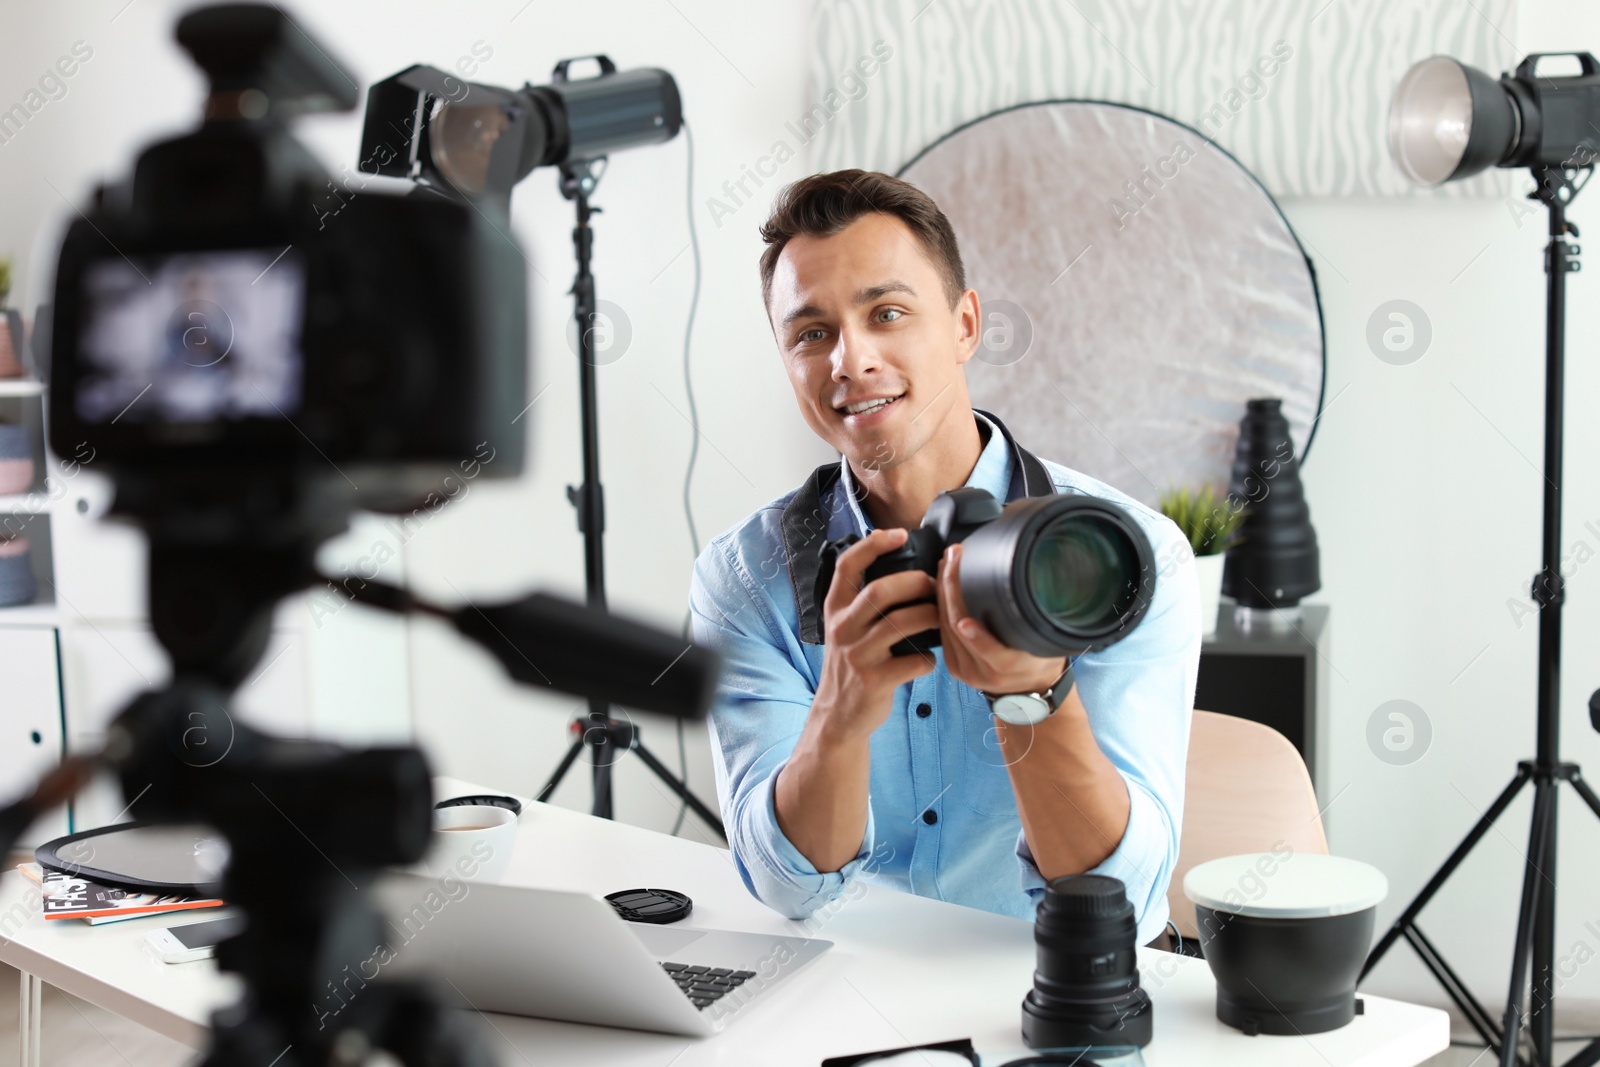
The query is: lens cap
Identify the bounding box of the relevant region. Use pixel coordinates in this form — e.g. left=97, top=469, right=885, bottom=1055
left=606, top=887, right=693, bottom=924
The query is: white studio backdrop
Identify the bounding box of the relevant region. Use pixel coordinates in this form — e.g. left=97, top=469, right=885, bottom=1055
left=4, top=0, right=1600, bottom=1027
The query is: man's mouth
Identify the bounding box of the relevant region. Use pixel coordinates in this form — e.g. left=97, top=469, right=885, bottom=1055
left=835, top=393, right=905, bottom=418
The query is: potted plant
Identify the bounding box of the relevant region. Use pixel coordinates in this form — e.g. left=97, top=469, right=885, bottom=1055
left=1159, top=485, right=1247, bottom=636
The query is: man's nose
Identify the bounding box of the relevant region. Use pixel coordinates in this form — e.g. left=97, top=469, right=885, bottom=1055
left=831, top=324, right=882, bottom=381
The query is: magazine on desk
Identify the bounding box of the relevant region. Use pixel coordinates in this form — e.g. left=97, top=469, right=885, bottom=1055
left=18, top=862, right=224, bottom=925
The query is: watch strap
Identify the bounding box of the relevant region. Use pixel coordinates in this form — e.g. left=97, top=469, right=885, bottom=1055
left=982, top=658, right=1076, bottom=714
left=1045, top=659, right=1077, bottom=712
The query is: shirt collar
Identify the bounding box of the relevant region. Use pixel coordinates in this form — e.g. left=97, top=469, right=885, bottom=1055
left=837, top=410, right=1013, bottom=535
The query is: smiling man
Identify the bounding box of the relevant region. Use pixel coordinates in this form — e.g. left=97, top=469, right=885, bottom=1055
left=688, top=170, right=1199, bottom=947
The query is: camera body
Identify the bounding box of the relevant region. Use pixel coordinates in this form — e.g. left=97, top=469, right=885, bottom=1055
left=817, top=488, right=1002, bottom=656
left=816, top=487, right=1157, bottom=659
left=48, top=6, right=527, bottom=516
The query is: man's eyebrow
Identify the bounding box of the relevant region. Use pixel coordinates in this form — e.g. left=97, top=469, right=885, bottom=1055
left=782, top=303, right=826, bottom=329
left=854, top=280, right=917, bottom=304
left=780, top=281, right=919, bottom=330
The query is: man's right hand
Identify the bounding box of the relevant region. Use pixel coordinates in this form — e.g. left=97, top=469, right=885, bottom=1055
left=812, top=527, right=941, bottom=743
left=777, top=528, right=937, bottom=873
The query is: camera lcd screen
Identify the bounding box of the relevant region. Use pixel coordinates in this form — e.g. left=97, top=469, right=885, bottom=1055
left=74, top=248, right=306, bottom=425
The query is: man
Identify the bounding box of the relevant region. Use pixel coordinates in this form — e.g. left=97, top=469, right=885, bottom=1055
left=688, top=169, right=1199, bottom=947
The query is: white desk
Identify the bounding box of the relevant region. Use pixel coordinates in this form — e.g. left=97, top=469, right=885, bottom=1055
left=1, top=777, right=1448, bottom=1066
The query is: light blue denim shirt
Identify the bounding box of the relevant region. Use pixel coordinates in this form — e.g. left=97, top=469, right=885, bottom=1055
left=688, top=412, right=1199, bottom=944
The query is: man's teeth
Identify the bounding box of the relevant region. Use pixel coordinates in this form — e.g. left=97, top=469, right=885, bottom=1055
left=844, top=396, right=899, bottom=415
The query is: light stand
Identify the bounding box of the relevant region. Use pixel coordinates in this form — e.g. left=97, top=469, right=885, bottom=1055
left=1360, top=165, right=1600, bottom=1067
left=535, top=158, right=726, bottom=839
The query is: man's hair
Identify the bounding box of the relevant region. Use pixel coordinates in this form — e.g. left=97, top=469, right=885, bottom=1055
left=758, top=169, right=966, bottom=312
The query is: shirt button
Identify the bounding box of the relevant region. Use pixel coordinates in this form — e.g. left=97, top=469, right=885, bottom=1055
left=922, top=810, right=938, bottom=825
left=915, top=703, right=932, bottom=718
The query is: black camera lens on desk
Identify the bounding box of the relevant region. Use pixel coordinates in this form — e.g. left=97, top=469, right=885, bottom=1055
left=1021, top=874, right=1153, bottom=1051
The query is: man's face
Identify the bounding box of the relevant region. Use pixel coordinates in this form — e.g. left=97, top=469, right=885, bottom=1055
left=767, top=212, right=979, bottom=474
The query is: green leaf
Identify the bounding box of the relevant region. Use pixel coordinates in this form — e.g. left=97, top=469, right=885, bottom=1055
left=1158, top=484, right=1247, bottom=556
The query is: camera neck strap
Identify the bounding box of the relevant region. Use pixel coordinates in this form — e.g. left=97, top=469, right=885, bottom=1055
left=783, top=408, right=1055, bottom=644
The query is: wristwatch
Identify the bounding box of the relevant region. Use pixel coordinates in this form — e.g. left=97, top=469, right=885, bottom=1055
left=981, top=660, right=1077, bottom=726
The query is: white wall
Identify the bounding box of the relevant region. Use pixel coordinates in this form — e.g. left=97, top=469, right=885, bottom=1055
left=8, top=0, right=1600, bottom=1026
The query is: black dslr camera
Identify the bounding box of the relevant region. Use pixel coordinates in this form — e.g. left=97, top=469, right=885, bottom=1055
left=816, top=487, right=1157, bottom=658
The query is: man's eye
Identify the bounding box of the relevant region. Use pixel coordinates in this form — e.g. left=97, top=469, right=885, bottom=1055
left=877, top=308, right=903, bottom=323
left=798, top=328, right=828, bottom=344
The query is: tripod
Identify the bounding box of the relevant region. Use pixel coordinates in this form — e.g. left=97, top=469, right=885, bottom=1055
left=536, top=158, right=726, bottom=839
left=1360, top=165, right=1600, bottom=1067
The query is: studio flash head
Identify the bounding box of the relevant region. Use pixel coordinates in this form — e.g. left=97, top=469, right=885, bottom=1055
left=360, top=54, right=682, bottom=210
left=1388, top=52, right=1600, bottom=186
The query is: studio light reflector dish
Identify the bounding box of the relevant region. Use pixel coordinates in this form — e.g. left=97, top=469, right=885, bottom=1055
left=1388, top=52, right=1600, bottom=187
left=1388, top=56, right=1517, bottom=185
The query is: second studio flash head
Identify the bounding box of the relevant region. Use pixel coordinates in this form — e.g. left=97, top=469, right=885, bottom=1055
left=359, top=55, right=682, bottom=211
left=1388, top=51, right=1600, bottom=187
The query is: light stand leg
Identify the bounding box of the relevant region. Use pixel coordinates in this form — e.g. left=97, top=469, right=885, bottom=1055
left=536, top=733, right=588, bottom=804
left=631, top=738, right=725, bottom=836
left=1558, top=769, right=1600, bottom=1067
left=1363, top=766, right=1531, bottom=981
left=1403, top=924, right=1503, bottom=1050
left=1498, top=778, right=1554, bottom=1067
left=1532, top=791, right=1556, bottom=1066
left=1573, top=771, right=1600, bottom=820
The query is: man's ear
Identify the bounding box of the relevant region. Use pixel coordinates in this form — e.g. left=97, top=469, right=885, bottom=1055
left=953, top=288, right=981, bottom=365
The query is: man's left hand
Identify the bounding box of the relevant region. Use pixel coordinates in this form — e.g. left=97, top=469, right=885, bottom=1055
left=937, top=543, right=1067, bottom=697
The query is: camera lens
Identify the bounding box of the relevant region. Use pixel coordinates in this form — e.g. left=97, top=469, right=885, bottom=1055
left=1025, top=514, right=1141, bottom=632
left=959, top=495, right=1155, bottom=658
left=1021, top=874, right=1152, bottom=1051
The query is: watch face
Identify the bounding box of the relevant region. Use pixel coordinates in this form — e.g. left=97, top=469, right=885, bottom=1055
left=993, top=693, right=1051, bottom=726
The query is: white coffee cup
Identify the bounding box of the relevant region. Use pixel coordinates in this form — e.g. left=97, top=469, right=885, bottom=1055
left=426, top=803, right=517, bottom=883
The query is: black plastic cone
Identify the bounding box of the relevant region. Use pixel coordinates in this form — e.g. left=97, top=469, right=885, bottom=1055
left=1221, top=398, right=1320, bottom=608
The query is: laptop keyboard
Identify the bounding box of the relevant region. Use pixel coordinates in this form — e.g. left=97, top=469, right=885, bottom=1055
left=660, top=962, right=758, bottom=1010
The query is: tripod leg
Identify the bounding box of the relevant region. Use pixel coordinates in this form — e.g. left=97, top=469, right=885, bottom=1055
left=1531, top=787, right=1558, bottom=1067
left=1564, top=1038, right=1600, bottom=1067
left=1363, top=766, right=1532, bottom=980
left=1499, top=777, right=1555, bottom=1067
left=631, top=739, right=727, bottom=841
left=1571, top=770, right=1600, bottom=821
left=1405, top=925, right=1502, bottom=1051
left=1558, top=777, right=1600, bottom=1067
left=537, top=736, right=588, bottom=803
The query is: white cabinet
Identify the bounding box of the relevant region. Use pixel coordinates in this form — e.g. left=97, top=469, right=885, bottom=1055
left=51, top=467, right=146, bottom=622
left=0, top=625, right=69, bottom=843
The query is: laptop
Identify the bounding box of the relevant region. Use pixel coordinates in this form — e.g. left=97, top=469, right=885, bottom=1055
left=371, top=873, right=833, bottom=1037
